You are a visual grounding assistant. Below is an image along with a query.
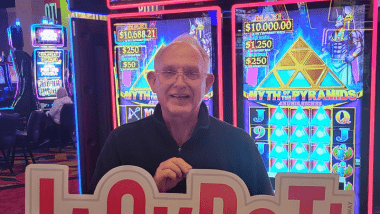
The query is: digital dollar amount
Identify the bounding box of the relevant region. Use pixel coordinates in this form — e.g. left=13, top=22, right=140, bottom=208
left=118, top=28, right=157, bottom=41
left=245, top=56, right=268, bottom=66
left=122, top=61, right=139, bottom=70
left=120, top=46, right=142, bottom=55
left=244, top=19, right=293, bottom=34
left=245, top=39, right=273, bottom=50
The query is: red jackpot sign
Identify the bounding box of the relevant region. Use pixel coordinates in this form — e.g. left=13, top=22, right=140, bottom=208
left=26, top=164, right=354, bottom=214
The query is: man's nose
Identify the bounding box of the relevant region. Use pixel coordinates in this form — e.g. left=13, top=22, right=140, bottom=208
left=173, top=71, right=187, bottom=85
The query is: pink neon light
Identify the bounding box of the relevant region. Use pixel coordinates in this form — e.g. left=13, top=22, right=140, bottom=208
left=368, top=0, right=378, bottom=213
left=107, top=16, right=118, bottom=129
left=107, top=6, right=223, bottom=127
left=107, top=0, right=213, bottom=10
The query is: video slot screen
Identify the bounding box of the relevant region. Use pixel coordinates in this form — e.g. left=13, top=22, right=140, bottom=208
left=112, top=16, right=214, bottom=125
left=235, top=2, right=374, bottom=212
left=35, top=49, right=64, bottom=99
left=32, top=26, right=64, bottom=46
left=8, top=65, right=18, bottom=84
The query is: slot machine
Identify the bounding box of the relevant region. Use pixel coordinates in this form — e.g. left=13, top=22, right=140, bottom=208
left=31, top=17, right=69, bottom=109
left=7, top=19, right=38, bottom=118
left=0, top=60, right=17, bottom=109
left=70, top=0, right=222, bottom=193
left=232, top=0, right=377, bottom=213
left=107, top=6, right=223, bottom=128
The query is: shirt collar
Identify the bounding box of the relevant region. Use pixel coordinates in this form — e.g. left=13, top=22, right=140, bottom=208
left=153, top=102, right=210, bottom=143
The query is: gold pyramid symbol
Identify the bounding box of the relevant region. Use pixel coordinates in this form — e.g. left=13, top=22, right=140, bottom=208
left=130, top=43, right=166, bottom=91
left=256, top=37, right=347, bottom=90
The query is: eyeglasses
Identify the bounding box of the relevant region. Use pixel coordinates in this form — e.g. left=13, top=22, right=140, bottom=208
left=156, top=70, right=206, bottom=85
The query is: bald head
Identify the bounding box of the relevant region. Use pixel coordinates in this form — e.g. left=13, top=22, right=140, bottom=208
left=154, top=35, right=209, bottom=74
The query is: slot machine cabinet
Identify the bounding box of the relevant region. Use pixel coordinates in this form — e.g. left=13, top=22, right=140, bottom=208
left=232, top=0, right=377, bottom=213
left=107, top=7, right=223, bottom=128
left=7, top=19, right=38, bottom=118
left=31, top=18, right=69, bottom=109
left=0, top=62, right=16, bottom=109
left=69, top=0, right=222, bottom=194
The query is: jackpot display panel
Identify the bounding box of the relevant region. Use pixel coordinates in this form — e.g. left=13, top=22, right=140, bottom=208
left=31, top=23, right=68, bottom=103
left=232, top=0, right=377, bottom=213
left=108, top=6, right=223, bottom=128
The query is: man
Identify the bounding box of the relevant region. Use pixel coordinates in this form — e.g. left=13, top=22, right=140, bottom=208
left=88, top=35, right=273, bottom=196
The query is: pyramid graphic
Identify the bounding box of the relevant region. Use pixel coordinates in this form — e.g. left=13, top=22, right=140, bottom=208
left=270, top=159, right=288, bottom=173
left=269, top=143, right=288, bottom=159
left=289, top=126, right=309, bottom=143
left=310, top=143, right=330, bottom=161
left=269, top=106, right=288, bottom=126
left=130, top=43, right=165, bottom=91
left=290, top=143, right=309, bottom=159
left=291, top=160, right=309, bottom=173
left=289, top=106, right=309, bottom=126
left=256, top=37, right=347, bottom=90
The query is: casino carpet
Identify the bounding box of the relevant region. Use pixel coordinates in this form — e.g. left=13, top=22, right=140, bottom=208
left=0, top=146, right=79, bottom=214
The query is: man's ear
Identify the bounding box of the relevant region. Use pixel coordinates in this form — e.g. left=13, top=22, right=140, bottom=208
left=147, top=71, right=157, bottom=93
left=205, top=73, right=215, bottom=93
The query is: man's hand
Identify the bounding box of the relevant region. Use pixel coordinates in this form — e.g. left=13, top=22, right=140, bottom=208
left=153, top=157, right=192, bottom=193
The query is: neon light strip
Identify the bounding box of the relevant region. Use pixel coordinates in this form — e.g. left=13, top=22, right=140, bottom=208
left=107, top=6, right=223, bottom=128
left=368, top=0, right=378, bottom=213
left=69, top=18, right=82, bottom=194
left=9, top=51, right=19, bottom=100
left=107, top=0, right=213, bottom=10
left=231, top=0, right=329, bottom=127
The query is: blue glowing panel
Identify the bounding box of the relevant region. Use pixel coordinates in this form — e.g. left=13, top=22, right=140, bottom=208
left=290, top=143, right=309, bottom=159
left=310, top=106, right=331, bottom=126
left=269, top=106, right=288, bottom=126
left=289, top=106, right=309, bottom=126
left=277, top=69, right=295, bottom=85
left=260, top=72, right=280, bottom=88
left=289, top=72, right=310, bottom=87
left=269, top=143, right=288, bottom=159
left=270, top=126, right=288, bottom=142
left=291, top=160, right=309, bottom=173
left=320, top=72, right=342, bottom=87
left=289, top=126, right=309, bottom=143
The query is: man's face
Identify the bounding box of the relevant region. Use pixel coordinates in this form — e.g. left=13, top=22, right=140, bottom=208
left=148, top=42, right=214, bottom=118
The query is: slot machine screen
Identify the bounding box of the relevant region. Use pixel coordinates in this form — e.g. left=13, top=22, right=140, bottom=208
left=31, top=26, right=64, bottom=47
left=233, top=1, right=376, bottom=213
left=34, top=49, right=64, bottom=99
left=8, top=65, right=18, bottom=84
left=111, top=16, right=215, bottom=125
left=0, top=65, right=6, bottom=85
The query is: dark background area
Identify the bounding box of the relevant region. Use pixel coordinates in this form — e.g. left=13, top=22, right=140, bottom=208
left=0, top=0, right=15, bottom=9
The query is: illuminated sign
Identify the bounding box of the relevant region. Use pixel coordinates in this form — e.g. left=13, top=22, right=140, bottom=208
left=34, top=49, right=65, bottom=99
left=31, top=25, right=65, bottom=47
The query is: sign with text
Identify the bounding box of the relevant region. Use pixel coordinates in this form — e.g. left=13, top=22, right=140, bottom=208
left=26, top=164, right=354, bottom=214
